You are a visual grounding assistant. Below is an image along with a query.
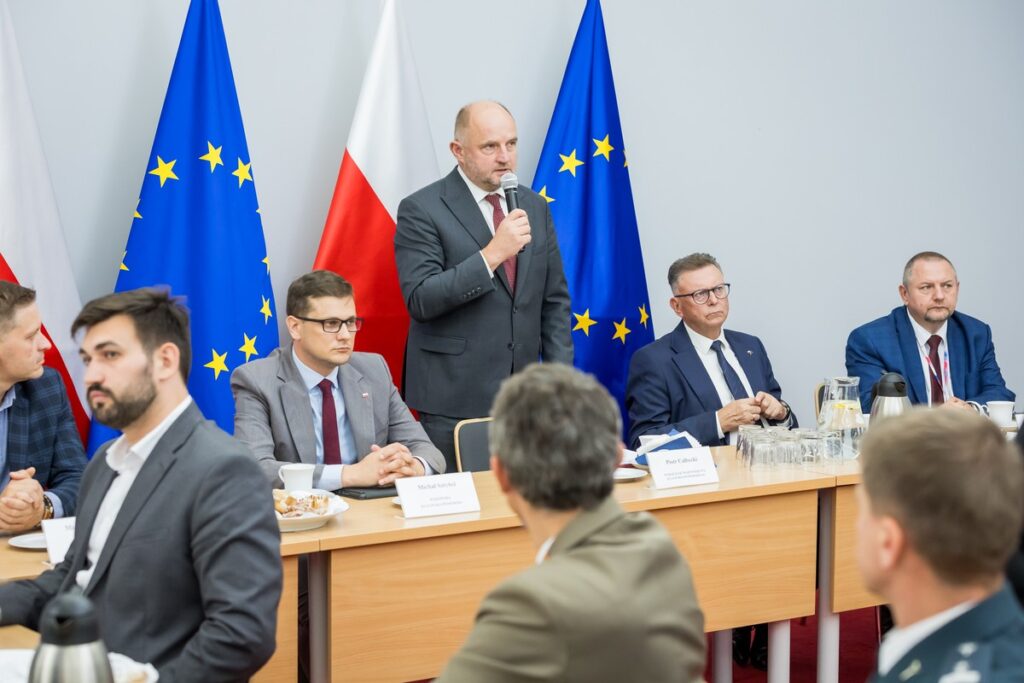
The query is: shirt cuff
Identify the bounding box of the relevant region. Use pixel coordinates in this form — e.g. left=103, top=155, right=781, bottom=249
left=715, top=413, right=725, bottom=440
left=479, top=251, right=494, bottom=277
left=414, top=457, right=433, bottom=476
left=45, top=491, right=64, bottom=519
left=316, top=465, right=344, bottom=491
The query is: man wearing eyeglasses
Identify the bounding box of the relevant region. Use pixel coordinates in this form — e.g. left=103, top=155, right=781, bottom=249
left=231, top=270, right=445, bottom=490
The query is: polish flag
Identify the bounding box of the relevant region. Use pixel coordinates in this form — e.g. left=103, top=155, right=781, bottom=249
left=314, top=0, right=439, bottom=387
left=0, top=2, right=89, bottom=442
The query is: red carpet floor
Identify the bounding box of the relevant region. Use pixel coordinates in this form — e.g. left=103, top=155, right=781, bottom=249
left=704, top=607, right=879, bottom=682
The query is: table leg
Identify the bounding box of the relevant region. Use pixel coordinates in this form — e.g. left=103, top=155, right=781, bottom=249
left=309, top=551, right=329, bottom=683
left=817, top=489, right=839, bottom=683
left=767, top=620, right=790, bottom=683
left=712, top=630, right=732, bottom=683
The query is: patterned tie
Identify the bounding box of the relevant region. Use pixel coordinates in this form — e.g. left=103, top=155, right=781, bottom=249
left=711, top=340, right=749, bottom=400
left=318, top=379, right=342, bottom=465
left=483, top=194, right=517, bottom=292
left=926, top=335, right=944, bottom=405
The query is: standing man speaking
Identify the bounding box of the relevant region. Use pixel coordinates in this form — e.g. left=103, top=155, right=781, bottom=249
left=395, top=100, right=573, bottom=472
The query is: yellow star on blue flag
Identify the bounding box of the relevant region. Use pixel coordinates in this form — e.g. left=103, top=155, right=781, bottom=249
left=533, top=0, right=654, bottom=432
left=87, top=0, right=278, bottom=454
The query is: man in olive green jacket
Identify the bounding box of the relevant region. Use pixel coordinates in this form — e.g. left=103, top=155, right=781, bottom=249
left=436, top=364, right=706, bottom=683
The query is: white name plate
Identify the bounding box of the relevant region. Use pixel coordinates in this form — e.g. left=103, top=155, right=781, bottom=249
left=648, top=447, right=719, bottom=489
left=41, top=516, right=76, bottom=565
left=395, top=472, right=481, bottom=518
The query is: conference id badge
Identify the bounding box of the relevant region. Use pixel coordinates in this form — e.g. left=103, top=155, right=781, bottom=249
left=648, top=447, right=719, bottom=489
left=395, top=472, right=481, bottom=518
left=41, top=516, right=76, bottom=565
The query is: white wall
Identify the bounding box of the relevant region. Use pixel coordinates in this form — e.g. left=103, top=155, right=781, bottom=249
left=8, top=0, right=1024, bottom=422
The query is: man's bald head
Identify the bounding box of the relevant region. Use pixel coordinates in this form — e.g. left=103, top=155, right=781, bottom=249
left=450, top=101, right=518, bottom=192
left=453, top=100, right=514, bottom=141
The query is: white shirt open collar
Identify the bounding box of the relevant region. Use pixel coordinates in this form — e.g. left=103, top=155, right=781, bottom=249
left=877, top=600, right=975, bottom=675
left=105, top=396, right=193, bottom=474
left=683, top=322, right=728, bottom=355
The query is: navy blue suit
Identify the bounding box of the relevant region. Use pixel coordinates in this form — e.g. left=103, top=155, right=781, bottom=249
left=5, top=368, right=86, bottom=515
left=626, top=322, right=793, bottom=449
left=845, top=306, right=1014, bottom=413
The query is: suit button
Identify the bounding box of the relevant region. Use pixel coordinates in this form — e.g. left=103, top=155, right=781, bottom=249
left=512, top=306, right=518, bottom=314
left=507, top=343, right=514, bottom=350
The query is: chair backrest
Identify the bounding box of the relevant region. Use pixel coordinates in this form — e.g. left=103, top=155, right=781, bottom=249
left=454, top=417, right=492, bottom=473
left=814, top=382, right=827, bottom=420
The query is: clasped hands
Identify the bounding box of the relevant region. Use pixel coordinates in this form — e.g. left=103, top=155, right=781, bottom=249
left=0, top=467, right=45, bottom=532
left=717, top=393, right=788, bottom=433
left=341, top=443, right=424, bottom=487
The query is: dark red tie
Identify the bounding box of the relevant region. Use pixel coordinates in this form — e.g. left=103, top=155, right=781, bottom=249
left=484, top=194, right=516, bottom=292
left=318, top=379, right=342, bottom=465
left=926, top=335, right=944, bottom=406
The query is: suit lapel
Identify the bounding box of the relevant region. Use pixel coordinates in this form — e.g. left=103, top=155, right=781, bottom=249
left=278, top=349, right=318, bottom=465
left=726, top=331, right=761, bottom=394
left=338, top=363, right=373, bottom=459
left=439, top=168, right=513, bottom=297
left=669, top=323, right=722, bottom=412
left=84, top=404, right=201, bottom=594
left=894, top=308, right=927, bottom=404
left=946, top=313, right=967, bottom=399
left=6, top=384, right=30, bottom=470
left=60, top=457, right=117, bottom=588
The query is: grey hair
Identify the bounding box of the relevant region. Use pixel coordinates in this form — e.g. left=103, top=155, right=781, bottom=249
left=490, top=363, right=621, bottom=510
left=902, top=251, right=955, bottom=288
left=668, top=253, right=721, bottom=290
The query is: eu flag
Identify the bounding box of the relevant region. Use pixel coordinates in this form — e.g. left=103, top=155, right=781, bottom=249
left=87, top=0, right=277, bottom=452
left=533, top=0, right=653, bottom=425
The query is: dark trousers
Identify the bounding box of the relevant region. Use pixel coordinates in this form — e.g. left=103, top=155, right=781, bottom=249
left=419, top=412, right=463, bottom=474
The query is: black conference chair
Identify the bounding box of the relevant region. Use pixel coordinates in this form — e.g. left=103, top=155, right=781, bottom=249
left=454, top=417, right=492, bottom=473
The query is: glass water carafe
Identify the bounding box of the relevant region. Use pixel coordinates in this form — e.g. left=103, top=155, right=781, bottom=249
left=817, top=376, right=865, bottom=459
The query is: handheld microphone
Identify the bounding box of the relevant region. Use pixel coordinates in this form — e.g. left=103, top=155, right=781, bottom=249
left=500, top=172, right=526, bottom=252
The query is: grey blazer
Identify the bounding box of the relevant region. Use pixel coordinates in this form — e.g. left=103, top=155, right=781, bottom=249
left=436, top=497, right=706, bottom=682
left=0, top=402, right=282, bottom=682
left=395, top=167, right=574, bottom=418
left=231, top=345, right=445, bottom=482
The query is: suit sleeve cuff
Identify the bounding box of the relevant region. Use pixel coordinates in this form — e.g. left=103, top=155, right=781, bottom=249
left=715, top=413, right=725, bottom=440
left=479, top=251, right=495, bottom=277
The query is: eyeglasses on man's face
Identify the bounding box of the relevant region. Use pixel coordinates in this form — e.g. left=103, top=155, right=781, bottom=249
left=672, top=283, right=731, bottom=305
left=294, top=315, right=364, bottom=333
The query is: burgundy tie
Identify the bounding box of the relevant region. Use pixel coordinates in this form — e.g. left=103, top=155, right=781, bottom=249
left=484, top=194, right=517, bottom=292
left=926, top=335, right=944, bottom=406
left=318, top=379, right=342, bottom=465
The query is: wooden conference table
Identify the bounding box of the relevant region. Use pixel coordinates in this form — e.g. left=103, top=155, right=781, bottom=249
left=1, top=448, right=879, bottom=683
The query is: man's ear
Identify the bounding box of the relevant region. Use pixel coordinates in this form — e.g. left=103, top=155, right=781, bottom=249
left=492, top=456, right=512, bottom=494
left=286, top=316, right=302, bottom=342
left=877, top=515, right=907, bottom=572
left=153, top=342, right=181, bottom=381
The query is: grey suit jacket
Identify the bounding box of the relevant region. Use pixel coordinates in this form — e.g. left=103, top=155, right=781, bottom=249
left=436, top=497, right=706, bottom=682
left=395, top=167, right=573, bottom=418
left=231, top=345, right=445, bottom=483
left=0, top=402, right=282, bottom=682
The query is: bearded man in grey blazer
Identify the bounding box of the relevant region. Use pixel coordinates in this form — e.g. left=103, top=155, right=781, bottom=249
left=0, top=288, right=281, bottom=681
left=232, top=270, right=444, bottom=490
left=437, top=364, right=706, bottom=682
left=395, top=100, right=573, bottom=472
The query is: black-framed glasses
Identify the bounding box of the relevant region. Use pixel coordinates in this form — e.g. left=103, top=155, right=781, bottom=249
left=673, top=283, right=730, bottom=305
left=294, top=315, right=364, bottom=333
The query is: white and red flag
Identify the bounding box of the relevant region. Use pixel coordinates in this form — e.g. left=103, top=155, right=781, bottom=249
left=314, top=0, right=439, bottom=386
left=0, top=1, right=89, bottom=441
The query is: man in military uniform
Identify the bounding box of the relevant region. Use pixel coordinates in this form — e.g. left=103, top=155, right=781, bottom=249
left=857, top=409, right=1024, bottom=682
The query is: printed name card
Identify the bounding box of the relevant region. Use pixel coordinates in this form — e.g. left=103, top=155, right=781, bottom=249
left=648, top=447, right=719, bottom=489
left=395, top=472, right=481, bottom=518
left=41, top=516, right=76, bottom=565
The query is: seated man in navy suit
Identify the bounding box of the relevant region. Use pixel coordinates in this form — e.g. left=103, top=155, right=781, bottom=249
left=0, top=281, right=86, bottom=533
left=846, top=251, right=1013, bottom=413
left=626, top=253, right=795, bottom=449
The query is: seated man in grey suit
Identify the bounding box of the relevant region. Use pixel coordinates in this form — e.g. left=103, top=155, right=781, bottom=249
left=0, top=288, right=281, bottom=681
left=858, top=409, right=1024, bottom=682
left=0, top=281, right=86, bottom=532
left=437, top=364, right=706, bottom=682
left=232, top=270, right=444, bottom=490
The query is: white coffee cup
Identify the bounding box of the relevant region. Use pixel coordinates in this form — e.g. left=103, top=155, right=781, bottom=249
left=986, top=401, right=1015, bottom=428
left=279, top=463, right=315, bottom=491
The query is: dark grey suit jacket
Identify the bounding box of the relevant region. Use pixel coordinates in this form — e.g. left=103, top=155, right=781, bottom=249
left=437, top=497, right=706, bottom=682
left=231, top=345, right=445, bottom=482
left=0, top=402, right=282, bottom=682
left=395, top=167, right=573, bottom=418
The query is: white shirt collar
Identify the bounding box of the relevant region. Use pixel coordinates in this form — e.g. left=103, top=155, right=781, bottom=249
left=906, top=308, right=948, bottom=349
left=105, top=396, right=193, bottom=475
left=292, top=347, right=340, bottom=393
left=535, top=536, right=556, bottom=565
left=457, top=166, right=504, bottom=208
left=877, top=599, right=976, bottom=675
left=683, top=322, right=726, bottom=356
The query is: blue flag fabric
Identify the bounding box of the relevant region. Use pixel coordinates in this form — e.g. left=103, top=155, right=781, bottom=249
left=532, top=0, right=653, bottom=427
left=87, top=0, right=277, bottom=453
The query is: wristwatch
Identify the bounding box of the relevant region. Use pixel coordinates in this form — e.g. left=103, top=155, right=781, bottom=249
left=41, top=495, right=54, bottom=521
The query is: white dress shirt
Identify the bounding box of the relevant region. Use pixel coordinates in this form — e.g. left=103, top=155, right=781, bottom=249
left=76, top=396, right=193, bottom=590
left=535, top=536, right=556, bottom=565
left=877, top=600, right=975, bottom=675
left=457, top=166, right=505, bottom=278
left=907, top=311, right=952, bottom=404
left=684, top=324, right=755, bottom=443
